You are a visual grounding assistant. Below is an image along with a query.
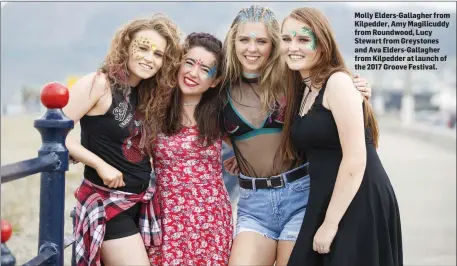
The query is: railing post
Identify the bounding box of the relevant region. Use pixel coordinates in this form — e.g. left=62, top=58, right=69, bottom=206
left=1, top=220, right=16, bottom=266
left=34, top=82, right=74, bottom=265
left=70, top=208, right=77, bottom=266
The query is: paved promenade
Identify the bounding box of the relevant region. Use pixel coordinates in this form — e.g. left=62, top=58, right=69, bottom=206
left=376, top=118, right=456, bottom=265
left=227, top=117, right=456, bottom=266
left=1, top=114, right=455, bottom=265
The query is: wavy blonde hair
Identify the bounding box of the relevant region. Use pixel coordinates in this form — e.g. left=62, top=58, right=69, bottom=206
left=98, top=13, right=182, bottom=152
left=221, top=5, right=286, bottom=114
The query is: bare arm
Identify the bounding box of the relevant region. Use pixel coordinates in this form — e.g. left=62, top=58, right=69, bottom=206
left=63, top=72, right=106, bottom=168
left=63, top=72, right=125, bottom=188
left=323, top=72, right=367, bottom=227
left=222, top=136, right=232, bottom=148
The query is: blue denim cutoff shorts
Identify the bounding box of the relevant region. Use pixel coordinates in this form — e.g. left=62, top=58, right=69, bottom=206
left=235, top=163, right=310, bottom=241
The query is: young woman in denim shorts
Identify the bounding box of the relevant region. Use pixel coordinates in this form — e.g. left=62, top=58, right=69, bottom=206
left=221, top=5, right=372, bottom=266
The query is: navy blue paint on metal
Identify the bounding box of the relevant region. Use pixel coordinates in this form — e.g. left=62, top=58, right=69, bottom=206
left=1, top=243, right=17, bottom=266
left=34, top=108, right=74, bottom=266
left=70, top=209, right=77, bottom=266
left=23, top=243, right=59, bottom=266
left=0, top=153, right=59, bottom=183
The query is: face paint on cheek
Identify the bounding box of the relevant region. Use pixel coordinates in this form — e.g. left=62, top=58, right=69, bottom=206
left=140, top=37, right=156, bottom=51
left=131, top=45, right=143, bottom=60
left=130, top=39, right=145, bottom=60
left=132, top=36, right=159, bottom=60
left=205, top=65, right=217, bottom=79
left=302, top=27, right=317, bottom=50
left=184, top=62, right=192, bottom=69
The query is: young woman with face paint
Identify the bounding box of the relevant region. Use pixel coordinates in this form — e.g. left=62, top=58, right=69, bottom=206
left=280, top=8, right=402, bottom=266
left=63, top=15, right=181, bottom=265
left=221, top=5, right=373, bottom=266
left=148, top=32, right=233, bottom=265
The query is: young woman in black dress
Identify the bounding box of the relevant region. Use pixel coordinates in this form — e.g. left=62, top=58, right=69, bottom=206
left=280, top=7, right=403, bottom=266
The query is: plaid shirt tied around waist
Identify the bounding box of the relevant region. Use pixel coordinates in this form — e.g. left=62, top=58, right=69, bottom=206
left=74, top=178, right=162, bottom=266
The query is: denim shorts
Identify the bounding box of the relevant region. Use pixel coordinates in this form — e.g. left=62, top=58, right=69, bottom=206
left=235, top=163, right=310, bottom=241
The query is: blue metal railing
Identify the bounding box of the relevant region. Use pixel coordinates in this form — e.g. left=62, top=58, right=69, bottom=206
left=1, top=82, right=75, bottom=266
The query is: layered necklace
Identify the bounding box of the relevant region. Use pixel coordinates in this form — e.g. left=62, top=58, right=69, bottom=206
left=298, top=77, right=318, bottom=117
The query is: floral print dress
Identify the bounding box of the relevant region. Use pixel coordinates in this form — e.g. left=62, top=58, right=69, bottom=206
left=149, top=126, right=233, bottom=266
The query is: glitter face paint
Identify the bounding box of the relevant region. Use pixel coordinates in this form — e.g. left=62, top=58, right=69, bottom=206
left=301, top=27, right=317, bottom=50
left=184, top=58, right=217, bottom=80
left=237, top=5, right=276, bottom=23
left=178, top=46, right=219, bottom=97
left=126, top=29, right=167, bottom=86
left=130, top=36, right=162, bottom=60
left=207, top=65, right=217, bottom=78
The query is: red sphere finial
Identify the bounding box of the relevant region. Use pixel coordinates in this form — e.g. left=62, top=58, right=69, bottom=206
left=40, top=82, right=70, bottom=109
left=1, top=220, right=13, bottom=243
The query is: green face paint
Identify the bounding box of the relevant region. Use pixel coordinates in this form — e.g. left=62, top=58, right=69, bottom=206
left=291, top=30, right=297, bottom=37
left=301, top=27, right=317, bottom=50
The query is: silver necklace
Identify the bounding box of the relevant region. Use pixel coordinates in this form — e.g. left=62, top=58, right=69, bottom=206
left=183, top=102, right=199, bottom=107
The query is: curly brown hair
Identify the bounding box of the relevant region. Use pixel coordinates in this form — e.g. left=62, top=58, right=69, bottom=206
left=98, top=13, right=182, bottom=152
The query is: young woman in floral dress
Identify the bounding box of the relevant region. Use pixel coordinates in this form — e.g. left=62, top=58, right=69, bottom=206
left=149, top=32, right=233, bottom=265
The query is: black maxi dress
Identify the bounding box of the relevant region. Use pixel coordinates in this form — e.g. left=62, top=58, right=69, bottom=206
left=288, top=83, right=403, bottom=266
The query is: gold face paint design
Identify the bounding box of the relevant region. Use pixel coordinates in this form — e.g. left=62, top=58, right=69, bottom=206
left=301, top=27, right=317, bottom=50
left=130, top=36, right=160, bottom=60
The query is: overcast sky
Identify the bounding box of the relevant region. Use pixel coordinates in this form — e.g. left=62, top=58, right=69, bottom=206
left=2, top=1, right=456, bottom=11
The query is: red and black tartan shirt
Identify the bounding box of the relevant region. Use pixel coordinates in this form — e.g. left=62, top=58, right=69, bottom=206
left=74, top=179, right=162, bottom=266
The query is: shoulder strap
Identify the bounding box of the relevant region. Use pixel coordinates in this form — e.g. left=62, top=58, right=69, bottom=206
left=314, top=75, right=332, bottom=105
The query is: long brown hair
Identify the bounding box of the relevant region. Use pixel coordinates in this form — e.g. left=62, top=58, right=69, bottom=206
left=98, top=13, right=182, bottom=152
left=280, top=7, right=379, bottom=161
left=162, top=32, right=225, bottom=146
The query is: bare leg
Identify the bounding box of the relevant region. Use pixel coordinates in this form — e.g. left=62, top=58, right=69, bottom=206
left=101, top=233, right=149, bottom=266
left=276, top=240, right=296, bottom=266
left=229, top=231, right=277, bottom=266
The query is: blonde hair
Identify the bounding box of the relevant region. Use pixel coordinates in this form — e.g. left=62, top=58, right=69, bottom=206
left=222, top=5, right=286, bottom=114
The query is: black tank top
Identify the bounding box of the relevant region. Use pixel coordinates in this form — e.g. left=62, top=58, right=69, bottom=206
left=80, top=86, right=151, bottom=192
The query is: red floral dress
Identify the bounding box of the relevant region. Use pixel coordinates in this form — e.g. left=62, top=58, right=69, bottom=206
left=149, top=126, right=233, bottom=266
